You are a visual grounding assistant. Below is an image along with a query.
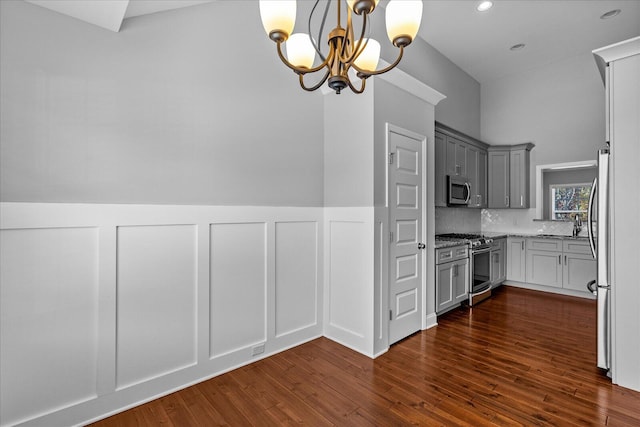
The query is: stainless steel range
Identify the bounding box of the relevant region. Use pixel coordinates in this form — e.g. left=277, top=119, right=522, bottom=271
left=436, top=233, right=494, bottom=306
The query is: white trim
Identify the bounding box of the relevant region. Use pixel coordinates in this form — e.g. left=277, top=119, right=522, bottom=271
left=386, top=124, right=428, bottom=343
left=549, top=182, right=591, bottom=221
left=425, top=313, right=438, bottom=329
left=593, top=36, right=640, bottom=82
left=377, top=60, right=446, bottom=106
left=502, top=281, right=595, bottom=300
left=535, top=160, right=596, bottom=219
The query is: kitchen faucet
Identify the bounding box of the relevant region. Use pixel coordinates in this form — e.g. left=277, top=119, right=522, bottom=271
left=573, top=214, right=583, bottom=237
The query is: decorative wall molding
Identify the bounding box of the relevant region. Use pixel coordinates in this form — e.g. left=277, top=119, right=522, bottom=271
left=0, top=202, right=323, bottom=427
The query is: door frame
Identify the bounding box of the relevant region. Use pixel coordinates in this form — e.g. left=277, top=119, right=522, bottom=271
left=386, top=122, right=428, bottom=342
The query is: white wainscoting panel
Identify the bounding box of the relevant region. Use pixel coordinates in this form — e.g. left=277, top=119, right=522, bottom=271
left=209, top=222, right=267, bottom=358
left=115, top=225, right=197, bottom=390
left=0, top=203, right=322, bottom=427
left=323, top=208, right=375, bottom=357
left=0, top=227, right=99, bottom=426
left=274, top=221, right=318, bottom=337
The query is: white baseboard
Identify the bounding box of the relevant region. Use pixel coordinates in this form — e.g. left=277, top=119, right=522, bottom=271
left=503, top=281, right=595, bottom=300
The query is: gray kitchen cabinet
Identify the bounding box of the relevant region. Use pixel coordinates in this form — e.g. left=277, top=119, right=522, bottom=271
left=466, top=146, right=487, bottom=208
left=435, top=122, right=488, bottom=209
left=488, top=150, right=510, bottom=208
left=563, top=252, right=596, bottom=292
left=488, top=143, right=534, bottom=209
left=436, top=259, right=469, bottom=313
left=522, top=238, right=595, bottom=293
left=434, top=131, right=447, bottom=207
left=506, top=237, right=526, bottom=281
left=467, top=146, right=478, bottom=204
left=435, top=244, right=469, bottom=314
left=525, top=238, right=562, bottom=287
left=446, top=136, right=467, bottom=177
left=562, top=240, right=596, bottom=292
left=490, top=238, right=507, bottom=285
left=526, top=249, right=563, bottom=288
left=509, top=145, right=532, bottom=209
left=477, top=150, right=487, bottom=208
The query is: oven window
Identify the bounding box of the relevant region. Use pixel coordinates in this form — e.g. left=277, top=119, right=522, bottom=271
left=473, top=251, right=491, bottom=289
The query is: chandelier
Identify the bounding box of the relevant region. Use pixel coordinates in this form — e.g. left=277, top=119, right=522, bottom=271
left=259, top=0, right=423, bottom=94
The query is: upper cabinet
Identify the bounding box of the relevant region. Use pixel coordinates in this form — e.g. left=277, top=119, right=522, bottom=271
left=435, top=122, right=488, bottom=208
left=488, top=143, right=535, bottom=209
left=446, top=136, right=467, bottom=177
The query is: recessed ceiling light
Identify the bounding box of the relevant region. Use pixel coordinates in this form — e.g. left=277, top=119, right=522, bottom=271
left=476, top=1, right=493, bottom=12
left=510, top=43, right=525, bottom=51
left=600, top=9, right=621, bottom=19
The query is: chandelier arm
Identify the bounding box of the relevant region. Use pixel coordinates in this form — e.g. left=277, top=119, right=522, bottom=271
left=308, top=0, right=328, bottom=61
left=342, top=12, right=368, bottom=64
left=276, top=41, right=334, bottom=74
left=341, top=5, right=353, bottom=58
left=299, top=69, right=331, bottom=92
left=347, top=77, right=366, bottom=94
left=352, top=46, right=405, bottom=76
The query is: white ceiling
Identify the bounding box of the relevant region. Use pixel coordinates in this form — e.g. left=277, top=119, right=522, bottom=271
left=23, top=0, right=640, bottom=84
left=419, top=1, right=640, bottom=83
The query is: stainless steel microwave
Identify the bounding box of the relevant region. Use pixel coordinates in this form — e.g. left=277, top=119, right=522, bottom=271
left=447, top=175, right=471, bottom=206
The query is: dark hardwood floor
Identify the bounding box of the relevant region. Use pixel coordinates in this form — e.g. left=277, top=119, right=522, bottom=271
left=90, top=286, right=640, bottom=426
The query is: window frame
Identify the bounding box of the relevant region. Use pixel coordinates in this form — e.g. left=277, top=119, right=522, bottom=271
left=549, top=182, right=592, bottom=221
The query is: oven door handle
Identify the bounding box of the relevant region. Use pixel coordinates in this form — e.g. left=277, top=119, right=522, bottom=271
left=472, top=247, right=491, bottom=255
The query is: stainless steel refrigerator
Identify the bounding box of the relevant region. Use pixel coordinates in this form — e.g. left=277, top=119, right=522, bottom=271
left=586, top=146, right=610, bottom=374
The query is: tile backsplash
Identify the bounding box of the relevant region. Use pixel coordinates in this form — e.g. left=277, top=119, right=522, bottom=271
left=435, top=207, right=588, bottom=237
left=435, top=207, right=482, bottom=234
left=481, top=209, right=588, bottom=236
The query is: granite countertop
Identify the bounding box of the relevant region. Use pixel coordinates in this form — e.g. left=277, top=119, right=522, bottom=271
left=493, top=233, right=589, bottom=240
left=435, top=232, right=588, bottom=249
left=434, top=239, right=469, bottom=249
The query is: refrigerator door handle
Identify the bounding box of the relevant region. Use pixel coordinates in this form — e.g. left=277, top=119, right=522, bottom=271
left=587, top=176, right=597, bottom=259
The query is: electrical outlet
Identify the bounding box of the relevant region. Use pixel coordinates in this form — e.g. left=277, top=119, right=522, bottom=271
left=252, top=343, right=265, bottom=356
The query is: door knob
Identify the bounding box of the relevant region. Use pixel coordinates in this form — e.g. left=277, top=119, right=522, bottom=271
left=418, top=243, right=426, bottom=250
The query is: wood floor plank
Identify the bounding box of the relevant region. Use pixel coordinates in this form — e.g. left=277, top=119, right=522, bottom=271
left=90, top=286, right=640, bottom=426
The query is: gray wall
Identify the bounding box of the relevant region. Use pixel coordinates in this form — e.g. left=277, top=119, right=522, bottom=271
left=376, top=22, right=481, bottom=140
left=324, top=89, right=375, bottom=207
left=481, top=52, right=604, bottom=202
left=0, top=0, right=325, bottom=206
left=1, top=0, right=481, bottom=206
left=373, top=79, right=433, bottom=207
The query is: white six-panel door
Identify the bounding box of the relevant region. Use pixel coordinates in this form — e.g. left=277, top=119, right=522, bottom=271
left=388, top=125, right=425, bottom=345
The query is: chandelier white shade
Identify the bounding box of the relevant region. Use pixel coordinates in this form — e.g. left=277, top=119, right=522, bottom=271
left=259, top=0, right=423, bottom=94
left=385, top=0, right=422, bottom=44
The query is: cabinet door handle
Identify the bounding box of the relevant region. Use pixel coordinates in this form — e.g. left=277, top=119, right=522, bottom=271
left=564, top=255, right=567, bottom=265
left=521, top=241, right=524, bottom=251
left=506, top=196, right=510, bottom=207
left=520, top=195, right=523, bottom=207
left=558, top=255, right=561, bottom=265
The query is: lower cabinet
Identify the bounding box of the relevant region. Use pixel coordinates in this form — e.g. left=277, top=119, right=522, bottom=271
left=522, top=238, right=595, bottom=294
left=436, top=259, right=469, bottom=313
left=435, top=244, right=469, bottom=314
left=526, top=249, right=563, bottom=287
left=490, top=238, right=507, bottom=285
left=507, top=237, right=526, bottom=281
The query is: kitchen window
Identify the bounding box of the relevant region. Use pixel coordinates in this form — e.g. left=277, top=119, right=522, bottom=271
left=550, top=183, right=591, bottom=221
